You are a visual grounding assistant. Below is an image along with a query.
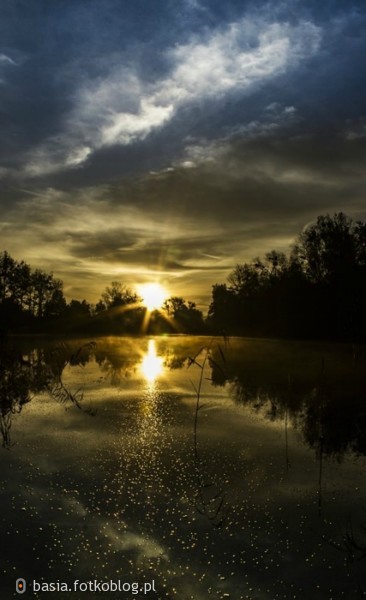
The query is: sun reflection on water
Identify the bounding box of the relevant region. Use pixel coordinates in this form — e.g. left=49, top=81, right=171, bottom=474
left=141, top=339, right=163, bottom=384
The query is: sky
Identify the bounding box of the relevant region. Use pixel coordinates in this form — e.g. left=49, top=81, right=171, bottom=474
left=1, top=0, right=366, bottom=307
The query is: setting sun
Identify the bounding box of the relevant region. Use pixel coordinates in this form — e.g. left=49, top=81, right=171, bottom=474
left=138, top=283, right=168, bottom=311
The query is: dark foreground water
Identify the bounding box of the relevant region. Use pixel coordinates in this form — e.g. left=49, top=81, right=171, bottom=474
left=1, top=336, right=366, bottom=599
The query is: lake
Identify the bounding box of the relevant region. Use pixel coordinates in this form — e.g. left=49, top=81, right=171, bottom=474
left=1, top=335, right=366, bottom=599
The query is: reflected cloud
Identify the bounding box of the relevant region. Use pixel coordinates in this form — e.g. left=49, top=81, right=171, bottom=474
left=3, top=336, right=366, bottom=461
left=2, top=335, right=366, bottom=598
left=99, top=522, right=169, bottom=564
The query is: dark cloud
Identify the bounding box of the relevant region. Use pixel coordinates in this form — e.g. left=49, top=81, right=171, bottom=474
left=104, top=132, right=366, bottom=223
left=0, top=0, right=365, bottom=305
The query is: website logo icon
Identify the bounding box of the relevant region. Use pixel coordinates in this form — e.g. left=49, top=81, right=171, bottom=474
left=16, top=578, right=26, bottom=594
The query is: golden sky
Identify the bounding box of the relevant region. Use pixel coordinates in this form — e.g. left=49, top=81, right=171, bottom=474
left=1, top=1, right=366, bottom=307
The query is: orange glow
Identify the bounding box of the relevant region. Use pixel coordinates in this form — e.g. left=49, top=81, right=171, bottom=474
left=138, top=283, right=168, bottom=311
left=141, top=339, right=163, bottom=383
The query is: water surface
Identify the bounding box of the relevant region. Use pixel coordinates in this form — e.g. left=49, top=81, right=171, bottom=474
left=1, top=336, right=366, bottom=599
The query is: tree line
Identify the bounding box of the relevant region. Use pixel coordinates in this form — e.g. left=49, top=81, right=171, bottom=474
left=207, top=212, right=366, bottom=341
left=0, top=252, right=205, bottom=334
left=0, top=251, right=66, bottom=327
left=1, top=212, right=366, bottom=340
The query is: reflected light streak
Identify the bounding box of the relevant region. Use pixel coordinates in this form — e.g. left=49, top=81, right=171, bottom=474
left=141, top=339, right=163, bottom=383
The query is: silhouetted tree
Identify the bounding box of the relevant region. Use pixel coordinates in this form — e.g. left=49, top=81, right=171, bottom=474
left=101, top=281, right=138, bottom=309
left=0, top=251, right=67, bottom=331
left=67, top=299, right=92, bottom=319
left=163, top=296, right=205, bottom=333
left=292, top=213, right=366, bottom=339
left=44, top=285, right=67, bottom=319
left=95, top=300, right=106, bottom=314
left=89, top=281, right=142, bottom=333
left=2, top=211, right=366, bottom=339
left=208, top=213, right=366, bottom=340
left=207, top=284, right=238, bottom=334
left=0, top=251, right=16, bottom=303
left=293, top=213, right=356, bottom=283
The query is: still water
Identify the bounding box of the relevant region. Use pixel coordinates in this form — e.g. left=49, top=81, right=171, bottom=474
left=1, top=335, right=366, bottom=599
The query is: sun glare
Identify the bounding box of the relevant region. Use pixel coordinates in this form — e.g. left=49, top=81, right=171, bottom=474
left=141, top=339, right=163, bottom=383
left=138, top=283, right=168, bottom=311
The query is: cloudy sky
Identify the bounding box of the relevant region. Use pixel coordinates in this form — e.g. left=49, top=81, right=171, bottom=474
left=1, top=0, right=366, bottom=306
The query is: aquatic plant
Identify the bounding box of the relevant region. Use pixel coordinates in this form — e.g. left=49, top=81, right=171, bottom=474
left=188, top=340, right=228, bottom=528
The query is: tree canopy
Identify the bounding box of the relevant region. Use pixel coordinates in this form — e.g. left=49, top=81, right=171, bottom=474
left=208, top=213, right=366, bottom=341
